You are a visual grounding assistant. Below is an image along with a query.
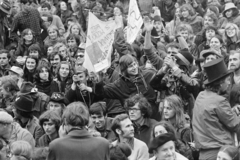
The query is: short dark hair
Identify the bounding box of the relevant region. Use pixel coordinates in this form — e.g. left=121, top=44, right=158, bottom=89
left=48, top=51, right=63, bottom=62
left=111, top=114, right=129, bottom=138
left=89, top=102, right=107, bottom=116
left=0, top=49, right=10, bottom=59
left=125, top=94, right=152, bottom=118
left=166, top=42, right=180, bottom=50
left=202, top=25, right=218, bottom=41
left=62, top=102, right=89, bottom=127
left=39, top=110, right=61, bottom=131
left=41, top=2, right=51, bottom=10
left=20, top=0, right=29, bottom=4
left=67, top=34, right=81, bottom=46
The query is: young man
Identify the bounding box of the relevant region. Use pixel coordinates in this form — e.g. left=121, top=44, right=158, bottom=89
left=125, top=94, right=157, bottom=146
left=111, top=114, right=149, bottom=160
left=228, top=51, right=240, bottom=86
left=193, top=58, right=240, bottom=160
left=47, top=102, right=109, bottom=160
left=0, top=49, right=11, bottom=77
left=13, top=95, right=44, bottom=144
left=89, top=102, right=116, bottom=141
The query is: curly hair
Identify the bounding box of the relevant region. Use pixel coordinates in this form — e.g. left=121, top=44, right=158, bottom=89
left=34, top=63, right=52, bottom=83
left=55, top=61, right=73, bottom=81
left=125, top=94, right=152, bottom=118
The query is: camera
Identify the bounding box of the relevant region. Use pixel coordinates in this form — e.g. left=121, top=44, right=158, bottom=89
left=73, top=75, right=80, bottom=83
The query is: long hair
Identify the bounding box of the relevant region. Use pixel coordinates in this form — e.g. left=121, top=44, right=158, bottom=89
left=55, top=61, right=73, bottom=81
left=180, top=4, right=195, bottom=18
left=223, top=23, right=240, bottom=44
left=175, top=23, right=194, bottom=44
left=65, top=22, right=86, bottom=43
left=119, top=54, right=138, bottom=78
left=23, top=56, right=39, bottom=80
left=20, top=28, right=36, bottom=45
left=162, top=95, right=186, bottom=129
left=152, top=121, right=177, bottom=138
left=34, top=63, right=52, bottom=83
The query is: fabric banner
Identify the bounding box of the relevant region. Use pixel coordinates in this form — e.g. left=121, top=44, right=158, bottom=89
left=127, top=0, right=143, bottom=44
left=83, top=12, right=116, bottom=72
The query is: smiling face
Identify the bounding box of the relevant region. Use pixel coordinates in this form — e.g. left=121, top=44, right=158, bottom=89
left=26, top=58, right=36, bottom=71
left=181, top=8, right=189, bottom=18
left=48, top=29, right=58, bottom=40
left=50, top=55, right=61, bottom=68
left=178, top=30, right=189, bottom=40
left=225, top=9, right=233, bottom=18
left=217, top=151, right=232, bottom=160
left=226, top=26, right=236, bottom=38
left=60, top=1, right=67, bottom=10
left=23, top=31, right=33, bottom=42
left=71, top=25, right=80, bottom=35
left=90, top=112, right=106, bottom=130
left=127, top=61, right=138, bottom=76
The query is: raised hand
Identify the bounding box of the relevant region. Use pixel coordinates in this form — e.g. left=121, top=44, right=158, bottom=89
left=143, top=16, right=154, bottom=32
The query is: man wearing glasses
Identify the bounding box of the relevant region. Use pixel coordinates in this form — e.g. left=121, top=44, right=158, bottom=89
left=125, top=94, right=157, bottom=147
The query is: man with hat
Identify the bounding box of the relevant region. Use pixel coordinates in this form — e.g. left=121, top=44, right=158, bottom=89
left=0, top=0, right=11, bottom=49
left=18, top=82, right=50, bottom=118
left=9, top=66, right=24, bottom=88
left=192, top=58, right=240, bottom=160
left=13, top=94, right=44, bottom=145
left=48, top=92, right=69, bottom=115
left=149, top=133, right=188, bottom=160
left=0, top=111, right=35, bottom=149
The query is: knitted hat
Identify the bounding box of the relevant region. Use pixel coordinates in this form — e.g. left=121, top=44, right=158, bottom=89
left=14, top=95, right=34, bottom=113
left=0, top=111, right=13, bottom=124
left=174, top=48, right=193, bottom=66
left=149, top=133, right=176, bottom=154
left=0, top=0, right=11, bottom=14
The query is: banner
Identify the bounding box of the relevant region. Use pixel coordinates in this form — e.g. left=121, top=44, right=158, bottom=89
left=127, top=0, right=143, bottom=44
left=83, top=12, right=116, bottom=72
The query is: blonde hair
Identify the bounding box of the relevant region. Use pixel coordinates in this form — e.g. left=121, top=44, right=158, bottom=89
left=175, top=23, right=194, bottom=43
left=47, top=25, right=60, bottom=36
left=10, top=141, right=32, bottom=160
left=65, top=22, right=86, bottom=43
left=223, top=23, right=240, bottom=43
left=162, top=95, right=186, bottom=129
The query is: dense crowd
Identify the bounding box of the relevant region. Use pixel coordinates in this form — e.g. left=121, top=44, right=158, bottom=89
left=1, top=0, right=240, bottom=160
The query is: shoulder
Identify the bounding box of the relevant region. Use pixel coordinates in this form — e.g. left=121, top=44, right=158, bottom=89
left=134, top=138, right=148, bottom=148
left=176, top=152, right=188, bottom=160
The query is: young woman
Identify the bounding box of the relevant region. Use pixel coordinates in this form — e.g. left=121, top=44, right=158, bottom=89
left=38, top=110, right=61, bottom=147
left=217, top=145, right=239, bottom=160
left=34, top=64, right=52, bottom=95
left=165, top=7, right=181, bottom=40
left=198, top=25, right=217, bottom=54
left=44, top=25, right=66, bottom=52
left=56, top=1, right=72, bottom=26
left=15, top=29, right=38, bottom=66
left=28, top=43, right=42, bottom=59
left=179, top=4, right=203, bottom=34
left=64, top=22, right=86, bottom=44
left=23, top=56, right=39, bottom=83
left=209, top=35, right=228, bottom=59
left=223, top=23, right=240, bottom=52
left=152, top=121, right=193, bottom=160
left=51, top=61, right=73, bottom=94
left=162, top=95, right=192, bottom=143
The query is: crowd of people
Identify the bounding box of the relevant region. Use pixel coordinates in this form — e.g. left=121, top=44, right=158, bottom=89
left=1, top=0, right=240, bottom=159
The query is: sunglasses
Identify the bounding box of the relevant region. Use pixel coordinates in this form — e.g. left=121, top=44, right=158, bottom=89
left=75, top=54, right=84, bottom=58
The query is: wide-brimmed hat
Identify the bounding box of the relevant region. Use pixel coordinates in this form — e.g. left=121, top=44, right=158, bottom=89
left=174, top=48, right=193, bottom=67
left=50, top=92, right=69, bottom=105
left=0, top=0, right=11, bottom=14
left=203, top=58, right=233, bottom=85
left=223, top=2, right=239, bottom=18
left=14, top=95, right=34, bottom=113
left=18, top=82, right=38, bottom=95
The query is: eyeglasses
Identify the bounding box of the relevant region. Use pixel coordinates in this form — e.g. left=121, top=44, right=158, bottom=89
left=128, top=108, right=141, bottom=112
left=75, top=54, right=84, bottom=58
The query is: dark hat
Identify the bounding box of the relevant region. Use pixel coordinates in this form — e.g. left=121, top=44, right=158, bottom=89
left=200, top=49, right=222, bottom=59
left=18, top=82, right=38, bottom=95
left=14, top=95, right=34, bottom=112
left=149, top=133, right=176, bottom=154
left=153, top=15, right=161, bottom=22
left=50, top=92, right=69, bottom=105
left=175, top=48, right=193, bottom=66
left=203, top=58, right=233, bottom=85
left=0, top=0, right=11, bottom=14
